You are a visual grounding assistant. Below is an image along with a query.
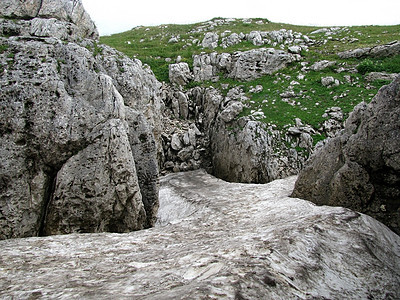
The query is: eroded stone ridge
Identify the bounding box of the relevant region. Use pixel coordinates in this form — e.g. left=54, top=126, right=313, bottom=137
left=292, top=76, right=400, bottom=234
left=0, top=0, right=162, bottom=239
left=191, top=48, right=298, bottom=82
left=0, top=0, right=98, bottom=40
left=0, top=171, right=399, bottom=299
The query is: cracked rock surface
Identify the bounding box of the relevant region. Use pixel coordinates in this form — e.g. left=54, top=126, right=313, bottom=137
left=292, top=75, right=400, bottom=235
left=0, top=0, right=162, bottom=239
left=0, top=170, right=399, bottom=299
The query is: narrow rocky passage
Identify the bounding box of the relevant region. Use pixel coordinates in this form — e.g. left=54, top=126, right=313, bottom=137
left=0, top=170, right=399, bottom=299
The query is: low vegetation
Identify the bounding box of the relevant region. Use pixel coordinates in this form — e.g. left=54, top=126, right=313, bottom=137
left=100, top=18, right=400, bottom=134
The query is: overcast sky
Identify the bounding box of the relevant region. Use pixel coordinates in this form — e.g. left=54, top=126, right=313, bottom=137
left=81, top=0, right=400, bottom=36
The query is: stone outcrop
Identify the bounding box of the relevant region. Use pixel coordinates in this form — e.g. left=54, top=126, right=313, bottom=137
left=0, top=0, right=98, bottom=40
left=160, top=85, right=312, bottom=183
left=310, top=60, right=336, bottom=71
left=365, top=71, right=399, bottom=82
left=1, top=171, right=399, bottom=299
left=338, top=40, right=400, bottom=59
left=201, top=32, right=218, bottom=49
left=292, top=76, right=400, bottom=234
left=193, top=48, right=298, bottom=82
left=321, top=106, right=344, bottom=138
left=219, top=28, right=313, bottom=50
left=168, top=62, right=192, bottom=86
left=0, top=0, right=162, bottom=239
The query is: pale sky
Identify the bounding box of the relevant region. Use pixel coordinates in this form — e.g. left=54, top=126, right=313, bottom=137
left=81, top=0, right=400, bottom=36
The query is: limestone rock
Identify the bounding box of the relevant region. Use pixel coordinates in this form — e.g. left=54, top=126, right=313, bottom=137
left=193, top=48, right=296, bottom=82
left=176, top=91, right=189, bottom=119
left=322, top=107, right=344, bottom=137
left=321, top=76, right=340, bottom=87
left=168, top=62, right=192, bottom=86
left=193, top=53, right=218, bottom=81
left=311, top=60, right=336, bottom=71
left=219, top=101, right=243, bottom=123
left=201, top=32, right=218, bottom=49
left=171, top=133, right=183, bottom=151
left=1, top=171, right=399, bottom=299
left=292, top=76, right=400, bottom=235
left=229, top=48, right=297, bottom=81
left=365, top=71, right=399, bottom=82
left=221, top=32, right=241, bottom=48
left=247, top=31, right=264, bottom=46
left=338, top=40, right=400, bottom=59
left=288, top=45, right=302, bottom=54
left=0, top=0, right=160, bottom=239
left=43, top=119, right=146, bottom=235
left=168, top=36, right=179, bottom=43
left=0, top=0, right=98, bottom=40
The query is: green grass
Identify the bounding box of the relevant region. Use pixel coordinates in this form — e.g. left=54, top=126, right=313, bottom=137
left=0, top=44, right=9, bottom=54
left=100, top=18, right=399, bottom=133
left=357, top=55, right=400, bottom=74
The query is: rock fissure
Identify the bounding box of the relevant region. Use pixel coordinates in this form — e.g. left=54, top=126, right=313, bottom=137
left=38, top=168, right=58, bottom=236
left=35, top=0, right=44, bottom=18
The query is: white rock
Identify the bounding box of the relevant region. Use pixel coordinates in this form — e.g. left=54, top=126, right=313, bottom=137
left=168, top=63, right=193, bottom=86
left=201, top=32, right=219, bottom=49
left=171, top=133, right=183, bottom=151
left=1, top=171, right=399, bottom=299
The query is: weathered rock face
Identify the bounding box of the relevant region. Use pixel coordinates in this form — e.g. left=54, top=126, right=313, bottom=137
left=0, top=0, right=162, bottom=239
left=0, top=0, right=98, bottom=40
left=160, top=85, right=312, bottom=183
left=201, top=32, right=218, bottom=49
left=193, top=48, right=298, bottom=82
left=168, top=62, right=192, bottom=86
left=292, top=76, right=400, bottom=235
left=0, top=171, right=399, bottom=299
left=338, top=40, right=400, bottom=59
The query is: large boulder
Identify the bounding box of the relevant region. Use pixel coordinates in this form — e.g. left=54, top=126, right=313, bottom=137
left=0, top=0, right=161, bottom=239
left=292, top=76, right=400, bottom=234
left=338, top=40, right=400, bottom=59
left=193, top=48, right=297, bottom=82
left=201, top=32, right=218, bottom=49
left=168, top=62, right=192, bottom=86
left=0, top=0, right=98, bottom=40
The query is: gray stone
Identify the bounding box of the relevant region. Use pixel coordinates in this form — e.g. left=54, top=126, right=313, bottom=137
left=177, top=91, right=189, bottom=119
left=171, top=133, right=183, bottom=151
left=292, top=76, right=400, bottom=235
left=0, top=0, right=160, bottom=239
left=1, top=171, right=399, bottom=299
left=321, top=76, right=340, bottom=87
left=0, top=0, right=98, bottom=40
left=311, top=60, right=336, bottom=71
left=193, top=48, right=296, bottom=82
left=219, top=101, right=243, bottom=123
left=221, top=32, right=241, bottom=48
left=365, top=72, right=399, bottom=82
left=201, top=32, right=219, bottom=49
left=247, top=31, right=264, bottom=46
left=288, top=45, right=302, bottom=54
left=338, top=41, right=400, bottom=59
left=168, top=62, right=192, bottom=86
left=168, top=36, right=179, bottom=43
left=193, top=53, right=217, bottom=81
left=177, top=146, right=194, bottom=161
left=229, top=48, right=297, bottom=81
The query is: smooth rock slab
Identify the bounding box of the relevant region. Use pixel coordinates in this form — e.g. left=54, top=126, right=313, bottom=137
left=0, top=170, right=399, bottom=299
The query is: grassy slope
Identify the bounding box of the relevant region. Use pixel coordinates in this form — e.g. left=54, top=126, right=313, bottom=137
left=100, top=18, right=400, bottom=142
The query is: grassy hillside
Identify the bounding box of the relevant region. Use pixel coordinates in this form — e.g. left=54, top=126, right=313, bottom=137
left=100, top=18, right=400, bottom=140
